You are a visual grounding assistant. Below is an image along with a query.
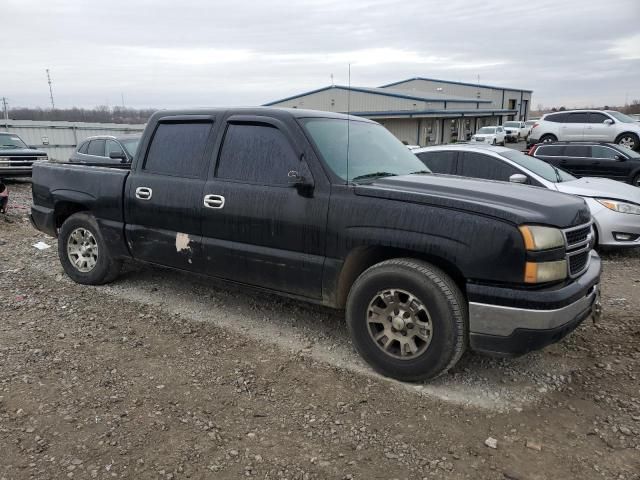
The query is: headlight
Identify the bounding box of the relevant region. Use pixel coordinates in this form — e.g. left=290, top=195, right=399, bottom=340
left=0, top=156, right=10, bottom=162
left=524, top=260, right=567, bottom=283
left=596, top=199, right=640, bottom=215
left=519, top=225, right=565, bottom=251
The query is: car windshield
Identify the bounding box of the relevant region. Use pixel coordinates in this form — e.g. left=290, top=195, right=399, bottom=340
left=606, top=111, right=637, bottom=124
left=120, top=138, right=140, bottom=157
left=301, top=118, right=430, bottom=182
left=501, top=150, right=576, bottom=183
left=503, top=122, right=519, bottom=127
left=0, top=133, right=28, bottom=149
left=477, top=127, right=496, bottom=134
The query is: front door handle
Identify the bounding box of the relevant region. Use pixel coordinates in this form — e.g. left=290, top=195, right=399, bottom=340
left=204, top=194, right=225, bottom=209
left=135, top=187, right=153, bottom=200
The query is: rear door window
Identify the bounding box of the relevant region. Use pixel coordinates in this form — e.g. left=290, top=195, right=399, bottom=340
left=143, top=122, right=212, bottom=177
left=107, top=140, right=126, bottom=157
left=564, top=145, right=590, bottom=157
left=416, top=151, right=457, bottom=174
left=566, top=112, right=590, bottom=123
left=459, top=152, right=521, bottom=182
left=216, top=123, right=299, bottom=186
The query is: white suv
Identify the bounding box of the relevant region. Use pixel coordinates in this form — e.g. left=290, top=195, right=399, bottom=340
left=528, top=110, right=640, bottom=151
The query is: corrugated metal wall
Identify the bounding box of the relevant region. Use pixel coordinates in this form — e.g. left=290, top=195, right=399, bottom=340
left=1, top=119, right=145, bottom=161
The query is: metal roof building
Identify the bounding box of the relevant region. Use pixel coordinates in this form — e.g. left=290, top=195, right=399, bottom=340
left=265, top=77, right=533, bottom=145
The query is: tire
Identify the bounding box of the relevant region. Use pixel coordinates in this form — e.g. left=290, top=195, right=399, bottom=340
left=631, top=173, right=640, bottom=188
left=616, top=133, right=639, bottom=151
left=492, top=139, right=497, bottom=145
left=58, top=212, right=121, bottom=285
left=539, top=134, right=557, bottom=143
left=346, top=258, right=467, bottom=382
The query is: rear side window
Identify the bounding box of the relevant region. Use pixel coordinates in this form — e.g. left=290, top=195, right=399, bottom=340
left=535, top=145, right=564, bottom=156
left=459, top=152, right=520, bottom=182
left=545, top=113, right=567, bottom=123
left=566, top=112, right=589, bottom=123
left=216, top=123, right=299, bottom=186
left=144, top=122, right=212, bottom=177
left=416, top=151, right=457, bottom=174
left=564, top=145, right=590, bottom=157
left=78, top=141, right=89, bottom=154
left=87, top=139, right=106, bottom=156
left=588, top=112, right=609, bottom=124
left=107, top=139, right=125, bottom=157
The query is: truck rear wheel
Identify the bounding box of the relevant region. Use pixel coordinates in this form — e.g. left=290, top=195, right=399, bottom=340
left=346, top=258, right=467, bottom=381
left=58, top=212, right=121, bottom=285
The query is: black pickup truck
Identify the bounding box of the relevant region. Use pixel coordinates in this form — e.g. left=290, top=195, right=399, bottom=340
left=31, top=108, right=602, bottom=381
left=0, top=132, right=48, bottom=177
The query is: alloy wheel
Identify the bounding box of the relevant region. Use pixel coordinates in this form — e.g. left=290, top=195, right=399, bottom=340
left=67, top=227, right=99, bottom=272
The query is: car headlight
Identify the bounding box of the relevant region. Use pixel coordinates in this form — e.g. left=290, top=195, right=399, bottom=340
left=596, top=199, right=640, bottom=215
left=519, top=225, right=567, bottom=283
left=524, top=260, right=567, bottom=283
left=0, top=156, right=10, bottom=162
left=519, top=225, right=565, bottom=251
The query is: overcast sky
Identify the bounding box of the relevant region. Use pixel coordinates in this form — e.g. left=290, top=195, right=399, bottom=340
left=2, top=0, right=639, bottom=110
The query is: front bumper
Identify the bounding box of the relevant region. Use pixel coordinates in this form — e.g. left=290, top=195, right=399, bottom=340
left=588, top=199, right=640, bottom=248
left=468, top=251, right=601, bottom=356
left=0, top=167, right=33, bottom=177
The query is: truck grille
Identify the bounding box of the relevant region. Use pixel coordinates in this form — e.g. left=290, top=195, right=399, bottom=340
left=563, top=222, right=593, bottom=278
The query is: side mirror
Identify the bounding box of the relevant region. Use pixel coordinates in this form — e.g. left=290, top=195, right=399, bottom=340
left=109, top=151, right=126, bottom=160
left=604, top=119, right=614, bottom=125
left=509, top=173, right=528, bottom=184
left=288, top=159, right=314, bottom=196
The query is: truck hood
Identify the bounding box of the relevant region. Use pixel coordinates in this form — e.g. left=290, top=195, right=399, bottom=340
left=556, top=177, right=640, bottom=203
left=0, top=148, right=48, bottom=156
left=354, top=174, right=591, bottom=228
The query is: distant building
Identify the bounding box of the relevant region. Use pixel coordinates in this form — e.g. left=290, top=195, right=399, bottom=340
left=265, top=77, right=532, bottom=145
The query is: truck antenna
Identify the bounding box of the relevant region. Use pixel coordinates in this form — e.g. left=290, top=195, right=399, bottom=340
left=346, top=63, right=351, bottom=184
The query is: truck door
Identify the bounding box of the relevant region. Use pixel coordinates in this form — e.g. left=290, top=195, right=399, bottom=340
left=200, top=115, right=329, bottom=299
left=124, top=118, right=215, bottom=270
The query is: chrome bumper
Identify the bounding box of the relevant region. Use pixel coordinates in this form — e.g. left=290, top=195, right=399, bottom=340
left=469, top=283, right=600, bottom=337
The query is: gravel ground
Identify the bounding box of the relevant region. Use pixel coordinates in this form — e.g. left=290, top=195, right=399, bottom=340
left=1, top=180, right=639, bottom=480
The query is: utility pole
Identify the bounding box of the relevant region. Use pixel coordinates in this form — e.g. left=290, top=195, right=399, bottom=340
left=46, top=68, right=55, bottom=109
left=1, top=97, right=8, bottom=129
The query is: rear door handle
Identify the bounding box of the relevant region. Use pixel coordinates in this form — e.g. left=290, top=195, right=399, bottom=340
left=204, top=194, right=225, bottom=209
left=135, top=187, right=153, bottom=200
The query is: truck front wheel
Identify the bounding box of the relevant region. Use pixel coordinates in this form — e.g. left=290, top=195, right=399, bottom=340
left=58, top=212, right=121, bottom=285
left=346, top=259, right=467, bottom=381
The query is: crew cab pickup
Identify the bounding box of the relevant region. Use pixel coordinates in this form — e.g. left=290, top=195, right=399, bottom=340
left=30, top=108, right=602, bottom=381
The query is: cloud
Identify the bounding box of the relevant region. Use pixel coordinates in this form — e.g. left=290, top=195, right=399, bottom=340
left=0, top=0, right=638, bottom=109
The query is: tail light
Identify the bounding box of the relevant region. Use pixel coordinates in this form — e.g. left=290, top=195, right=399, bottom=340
left=531, top=122, right=539, bottom=130
left=527, top=145, right=537, bottom=156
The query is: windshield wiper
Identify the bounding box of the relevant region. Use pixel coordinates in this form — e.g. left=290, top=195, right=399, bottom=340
left=351, top=172, right=397, bottom=182
left=551, top=165, right=563, bottom=183
left=409, top=170, right=431, bottom=175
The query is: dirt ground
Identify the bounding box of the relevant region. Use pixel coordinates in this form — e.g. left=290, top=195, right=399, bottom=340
left=1, top=180, right=639, bottom=480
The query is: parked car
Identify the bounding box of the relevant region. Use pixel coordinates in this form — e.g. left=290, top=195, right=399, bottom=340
left=529, top=141, right=640, bottom=186
left=415, top=144, right=640, bottom=248
left=470, top=126, right=506, bottom=145
left=528, top=110, right=640, bottom=151
left=502, top=121, right=527, bottom=142
left=69, top=135, right=140, bottom=164
left=31, top=107, right=601, bottom=381
left=0, top=132, right=48, bottom=177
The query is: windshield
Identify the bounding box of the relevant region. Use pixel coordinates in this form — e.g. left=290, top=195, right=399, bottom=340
left=120, top=138, right=140, bottom=157
left=606, top=111, right=637, bottom=124
left=477, top=127, right=496, bottom=134
left=501, top=150, right=576, bottom=183
left=503, top=122, right=519, bottom=127
left=0, top=133, right=28, bottom=149
left=301, top=118, right=430, bottom=182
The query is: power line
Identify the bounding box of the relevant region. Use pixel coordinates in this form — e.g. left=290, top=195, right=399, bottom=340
left=1, top=97, right=8, bottom=129
left=46, top=68, right=55, bottom=109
